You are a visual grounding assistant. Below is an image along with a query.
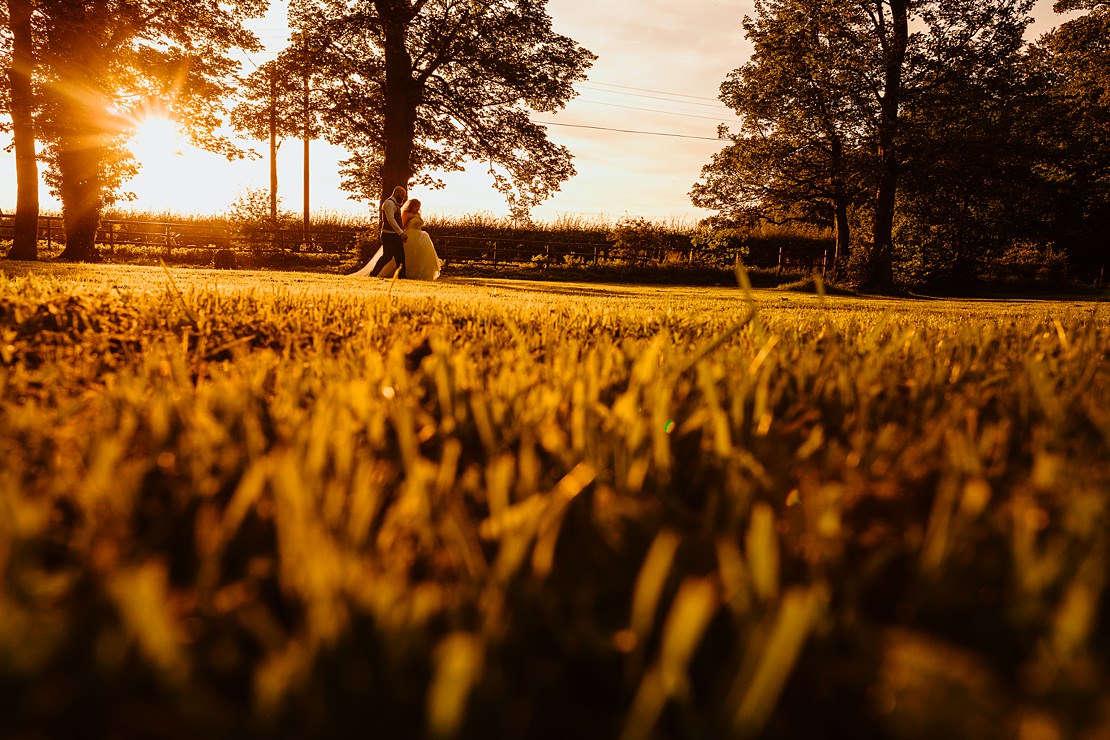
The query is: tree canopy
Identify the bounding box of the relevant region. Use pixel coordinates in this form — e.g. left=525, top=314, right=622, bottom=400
left=693, top=0, right=1042, bottom=290
left=691, top=0, right=872, bottom=275
left=1029, top=0, right=1110, bottom=271
left=2, top=0, right=266, bottom=260
left=290, top=0, right=594, bottom=216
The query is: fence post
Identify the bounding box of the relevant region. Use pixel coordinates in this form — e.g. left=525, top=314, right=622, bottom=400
left=46, top=216, right=52, bottom=250
left=778, top=245, right=783, bottom=272
left=822, top=248, right=827, bottom=277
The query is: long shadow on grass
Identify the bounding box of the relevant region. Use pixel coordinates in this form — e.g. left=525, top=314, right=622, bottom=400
left=448, top=276, right=741, bottom=301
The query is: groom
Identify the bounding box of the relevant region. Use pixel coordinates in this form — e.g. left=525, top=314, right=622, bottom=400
left=367, top=185, right=407, bottom=277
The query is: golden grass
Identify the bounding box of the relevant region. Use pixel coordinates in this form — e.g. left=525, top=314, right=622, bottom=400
left=1, top=262, right=1107, bottom=738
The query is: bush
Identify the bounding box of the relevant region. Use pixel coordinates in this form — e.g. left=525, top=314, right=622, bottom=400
left=692, top=220, right=833, bottom=271
left=691, top=227, right=749, bottom=266
left=985, top=242, right=1071, bottom=288
left=226, top=187, right=298, bottom=253
left=213, top=249, right=238, bottom=269
left=607, top=216, right=675, bottom=264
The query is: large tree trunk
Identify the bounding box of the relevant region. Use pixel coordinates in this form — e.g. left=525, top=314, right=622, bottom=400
left=833, top=196, right=850, bottom=280
left=862, top=0, right=909, bottom=293
left=6, top=0, right=40, bottom=261
left=377, top=4, right=420, bottom=200
left=57, top=143, right=104, bottom=262
left=49, top=3, right=105, bottom=263
left=829, top=135, right=850, bottom=281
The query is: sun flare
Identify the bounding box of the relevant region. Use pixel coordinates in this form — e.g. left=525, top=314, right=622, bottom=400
left=124, top=114, right=232, bottom=212
left=130, top=114, right=187, bottom=165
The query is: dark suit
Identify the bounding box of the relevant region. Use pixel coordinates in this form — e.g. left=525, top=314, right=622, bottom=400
left=367, top=196, right=405, bottom=277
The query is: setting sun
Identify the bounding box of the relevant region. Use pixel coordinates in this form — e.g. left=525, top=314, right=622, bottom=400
left=129, top=114, right=186, bottom=167
left=123, top=114, right=247, bottom=213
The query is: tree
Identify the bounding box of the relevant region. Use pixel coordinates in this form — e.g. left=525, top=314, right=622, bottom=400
left=26, top=0, right=265, bottom=261
left=291, top=0, right=594, bottom=216
left=1028, top=0, right=1110, bottom=274
left=696, top=0, right=1037, bottom=291
left=895, top=0, right=1040, bottom=287
left=691, top=0, right=872, bottom=277
left=3, top=0, right=39, bottom=260
left=858, top=0, right=909, bottom=291
left=231, top=59, right=307, bottom=225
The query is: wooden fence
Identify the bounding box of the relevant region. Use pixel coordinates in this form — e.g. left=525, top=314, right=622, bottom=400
left=0, top=213, right=836, bottom=274
left=0, top=214, right=618, bottom=264
left=0, top=214, right=362, bottom=254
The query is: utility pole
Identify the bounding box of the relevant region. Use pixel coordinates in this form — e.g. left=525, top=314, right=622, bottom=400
left=269, top=66, right=278, bottom=225
left=302, top=33, right=310, bottom=248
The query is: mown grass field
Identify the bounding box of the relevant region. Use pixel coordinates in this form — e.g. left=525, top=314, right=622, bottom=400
left=1, top=262, right=1107, bottom=739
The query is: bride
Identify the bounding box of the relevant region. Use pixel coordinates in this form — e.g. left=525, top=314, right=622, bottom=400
left=399, top=198, right=441, bottom=280
left=351, top=197, right=440, bottom=280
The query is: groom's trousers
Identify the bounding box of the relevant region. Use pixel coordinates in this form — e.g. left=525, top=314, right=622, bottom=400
left=368, top=232, right=406, bottom=277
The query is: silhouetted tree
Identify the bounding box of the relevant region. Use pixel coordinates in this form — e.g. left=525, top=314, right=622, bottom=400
left=691, top=0, right=870, bottom=278
left=894, top=0, right=1040, bottom=287
left=3, top=0, right=39, bottom=260
left=28, top=0, right=264, bottom=261
left=291, top=0, right=594, bottom=215
left=696, top=0, right=1037, bottom=291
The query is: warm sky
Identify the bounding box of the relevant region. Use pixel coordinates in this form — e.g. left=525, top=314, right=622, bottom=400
left=0, top=0, right=1079, bottom=223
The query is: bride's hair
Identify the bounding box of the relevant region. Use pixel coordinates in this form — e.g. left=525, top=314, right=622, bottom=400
left=401, top=198, right=421, bottom=229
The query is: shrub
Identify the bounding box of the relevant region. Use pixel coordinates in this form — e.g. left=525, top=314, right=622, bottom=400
left=986, top=242, right=1071, bottom=288
left=226, top=188, right=297, bottom=253
left=693, top=222, right=833, bottom=272
left=213, top=249, right=237, bottom=269
left=607, top=216, right=669, bottom=264
left=691, top=227, right=749, bottom=266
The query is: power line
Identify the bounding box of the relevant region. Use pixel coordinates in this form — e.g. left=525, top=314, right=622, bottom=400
left=533, top=120, right=721, bottom=141
left=578, top=84, right=728, bottom=110
left=588, top=80, right=722, bottom=103
left=576, top=97, right=731, bottom=122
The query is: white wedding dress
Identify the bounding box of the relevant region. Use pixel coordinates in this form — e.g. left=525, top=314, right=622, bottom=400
left=351, top=215, right=440, bottom=280
left=401, top=215, right=441, bottom=280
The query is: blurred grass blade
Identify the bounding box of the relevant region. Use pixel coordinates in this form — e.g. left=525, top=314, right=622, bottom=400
left=746, top=502, right=779, bottom=603
left=158, top=259, right=200, bottom=328
left=629, top=530, right=682, bottom=663
left=428, top=632, right=485, bottom=740
left=107, top=561, right=189, bottom=685
left=658, top=577, right=719, bottom=698
left=532, top=462, right=597, bottom=578
left=731, top=585, right=827, bottom=736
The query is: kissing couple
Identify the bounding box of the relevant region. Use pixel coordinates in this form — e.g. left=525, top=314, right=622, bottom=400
left=351, top=185, right=441, bottom=280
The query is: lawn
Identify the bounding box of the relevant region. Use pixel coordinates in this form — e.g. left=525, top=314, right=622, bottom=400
left=1, top=262, right=1107, bottom=739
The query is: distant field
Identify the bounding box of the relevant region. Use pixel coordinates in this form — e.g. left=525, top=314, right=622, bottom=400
left=1, top=263, right=1107, bottom=739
